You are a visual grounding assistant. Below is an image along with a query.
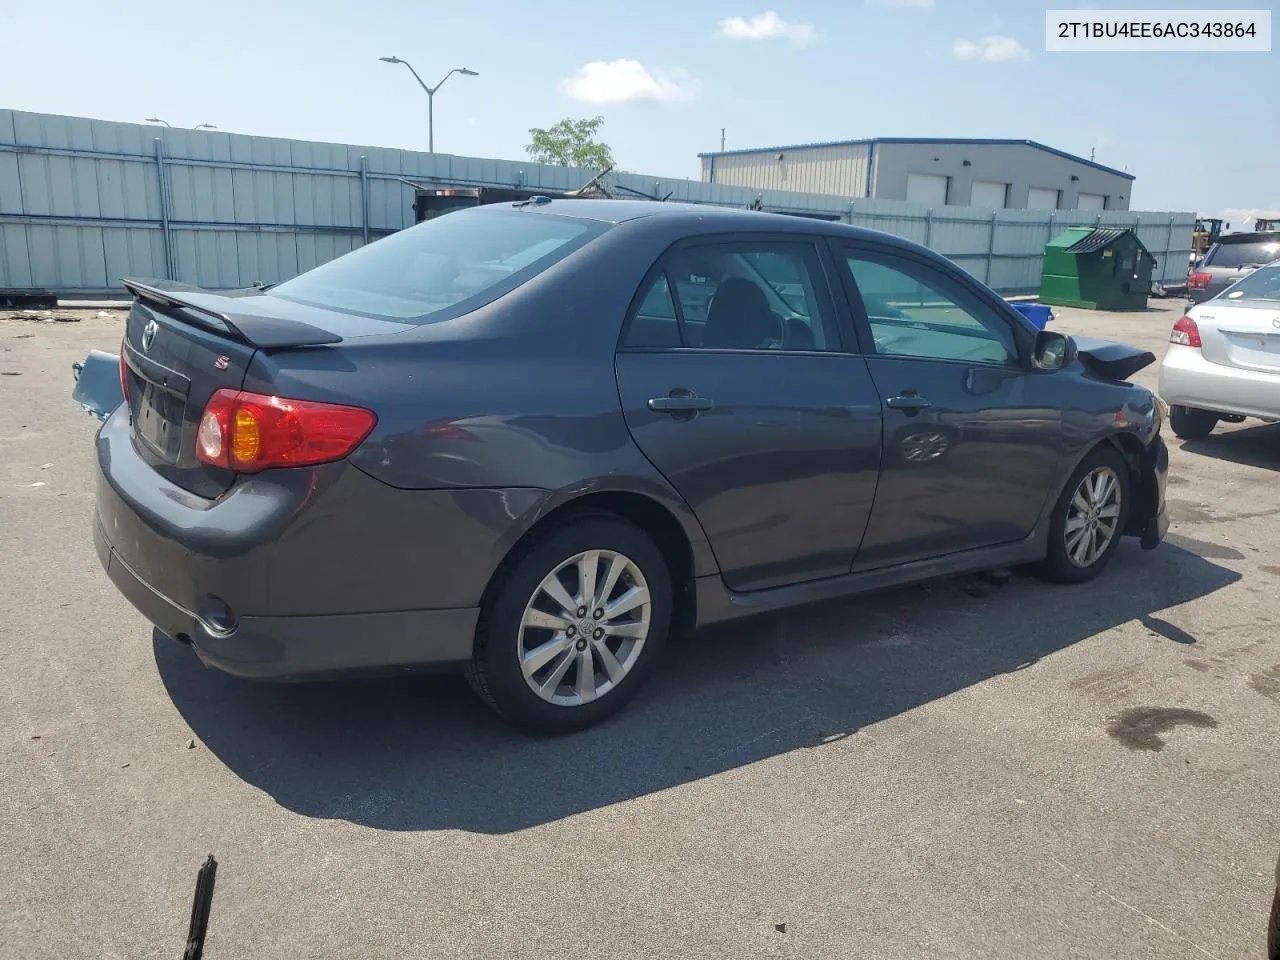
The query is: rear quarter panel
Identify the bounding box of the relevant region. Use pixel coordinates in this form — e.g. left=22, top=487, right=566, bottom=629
left=244, top=216, right=729, bottom=578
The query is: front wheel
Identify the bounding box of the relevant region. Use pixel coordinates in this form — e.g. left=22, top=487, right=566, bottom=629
left=468, top=515, right=672, bottom=735
left=1169, top=404, right=1219, bottom=440
left=1035, top=446, right=1132, bottom=584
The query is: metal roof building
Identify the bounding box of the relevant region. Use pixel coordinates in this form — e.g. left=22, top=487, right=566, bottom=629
left=699, top=138, right=1136, bottom=212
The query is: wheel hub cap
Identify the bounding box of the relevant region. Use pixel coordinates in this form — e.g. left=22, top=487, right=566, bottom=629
left=517, top=549, right=653, bottom=707
left=1064, top=465, right=1122, bottom=568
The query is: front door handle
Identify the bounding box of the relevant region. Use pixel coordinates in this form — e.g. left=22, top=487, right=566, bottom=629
left=648, top=395, right=715, bottom=413
left=885, top=393, right=933, bottom=413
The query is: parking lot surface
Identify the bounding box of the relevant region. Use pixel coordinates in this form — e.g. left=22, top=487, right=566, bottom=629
left=2, top=299, right=1277, bottom=959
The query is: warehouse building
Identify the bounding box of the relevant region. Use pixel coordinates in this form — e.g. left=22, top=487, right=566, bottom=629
left=699, top=138, right=1134, bottom=212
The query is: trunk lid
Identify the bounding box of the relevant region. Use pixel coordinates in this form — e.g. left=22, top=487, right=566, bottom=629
left=1192, top=300, right=1280, bottom=373
left=118, top=279, right=407, bottom=499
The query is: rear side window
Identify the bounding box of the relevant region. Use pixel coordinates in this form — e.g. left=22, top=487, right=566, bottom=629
left=622, top=242, right=840, bottom=351
left=1207, top=239, right=1280, bottom=268
left=269, top=210, right=605, bottom=323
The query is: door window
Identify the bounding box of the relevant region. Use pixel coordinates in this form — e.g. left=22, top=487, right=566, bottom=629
left=841, top=253, right=1018, bottom=366
left=622, top=243, right=839, bottom=352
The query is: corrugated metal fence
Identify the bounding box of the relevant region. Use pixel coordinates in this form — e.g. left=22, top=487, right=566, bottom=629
left=1, top=109, right=1195, bottom=297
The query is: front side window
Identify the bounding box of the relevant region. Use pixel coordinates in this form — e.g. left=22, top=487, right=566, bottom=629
left=269, top=209, right=605, bottom=323
left=842, top=252, right=1017, bottom=365
left=622, top=242, right=839, bottom=351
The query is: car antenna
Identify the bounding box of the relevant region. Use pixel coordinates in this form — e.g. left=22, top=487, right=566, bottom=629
left=512, top=195, right=553, bottom=208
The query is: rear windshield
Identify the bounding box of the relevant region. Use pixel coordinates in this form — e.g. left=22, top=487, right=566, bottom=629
left=1220, top=264, right=1280, bottom=301
left=1207, top=238, right=1280, bottom=268
left=268, top=209, right=605, bottom=323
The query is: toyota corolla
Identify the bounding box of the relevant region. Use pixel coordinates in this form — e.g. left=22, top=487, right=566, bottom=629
left=82, top=199, right=1168, bottom=733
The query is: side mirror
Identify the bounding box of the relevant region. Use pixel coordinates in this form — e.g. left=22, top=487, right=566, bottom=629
left=1033, top=330, right=1077, bottom=371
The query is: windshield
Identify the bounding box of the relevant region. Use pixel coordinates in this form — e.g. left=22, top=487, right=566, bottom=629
left=1207, top=239, right=1280, bottom=269
left=1221, top=264, right=1280, bottom=301
left=268, top=209, right=605, bottom=322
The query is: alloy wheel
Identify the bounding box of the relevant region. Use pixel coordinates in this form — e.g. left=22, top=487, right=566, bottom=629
left=518, top=550, right=652, bottom=707
left=1064, top=465, right=1122, bottom=567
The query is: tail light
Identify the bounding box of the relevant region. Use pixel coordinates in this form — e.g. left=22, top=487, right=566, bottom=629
left=1187, top=271, right=1211, bottom=289
left=1170, top=315, right=1202, bottom=348
left=195, top=389, right=376, bottom=473
left=118, top=336, right=130, bottom=403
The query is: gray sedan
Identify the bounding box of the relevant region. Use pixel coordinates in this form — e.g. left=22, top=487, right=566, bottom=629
left=78, top=200, right=1168, bottom=733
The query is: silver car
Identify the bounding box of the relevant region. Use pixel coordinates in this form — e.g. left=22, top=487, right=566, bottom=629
left=1159, top=263, right=1280, bottom=439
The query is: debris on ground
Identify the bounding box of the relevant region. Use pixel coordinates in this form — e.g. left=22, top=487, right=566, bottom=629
left=186, top=739, right=196, bottom=750
left=3, top=307, right=127, bottom=324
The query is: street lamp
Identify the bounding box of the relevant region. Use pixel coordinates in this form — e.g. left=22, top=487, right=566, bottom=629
left=378, top=56, right=478, bottom=153
left=145, top=118, right=217, bottom=131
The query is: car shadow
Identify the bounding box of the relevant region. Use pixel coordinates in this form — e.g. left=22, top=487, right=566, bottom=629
left=156, top=541, right=1238, bottom=835
left=1178, top=422, right=1280, bottom=470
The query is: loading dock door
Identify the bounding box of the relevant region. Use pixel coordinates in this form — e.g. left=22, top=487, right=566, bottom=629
left=970, top=180, right=1009, bottom=209
left=1078, top=192, right=1106, bottom=211
left=1027, top=187, right=1060, bottom=210
left=906, top=172, right=949, bottom=205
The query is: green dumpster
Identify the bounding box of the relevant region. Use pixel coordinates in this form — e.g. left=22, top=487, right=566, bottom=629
left=1038, top=226, right=1155, bottom=310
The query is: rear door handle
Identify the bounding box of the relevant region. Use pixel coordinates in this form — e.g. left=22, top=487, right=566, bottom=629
left=885, top=393, right=933, bottom=413
left=648, top=396, right=715, bottom=413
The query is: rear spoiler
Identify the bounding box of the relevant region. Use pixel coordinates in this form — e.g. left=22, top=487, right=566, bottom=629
left=121, top=278, right=342, bottom=349
left=1073, top=337, right=1156, bottom=382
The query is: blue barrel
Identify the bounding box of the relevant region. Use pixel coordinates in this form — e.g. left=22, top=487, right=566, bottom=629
left=1011, top=302, right=1054, bottom=330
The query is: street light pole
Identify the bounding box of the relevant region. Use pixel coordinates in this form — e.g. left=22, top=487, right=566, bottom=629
left=145, top=117, right=172, bottom=127
left=379, top=57, right=478, bottom=153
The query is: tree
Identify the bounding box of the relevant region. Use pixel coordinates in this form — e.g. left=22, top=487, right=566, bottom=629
left=525, top=116, right=615, bottom=169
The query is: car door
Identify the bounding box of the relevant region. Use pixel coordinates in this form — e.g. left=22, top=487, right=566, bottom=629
left=832, top=242, right=1062, bottom=571
left=614, top=236, right=883, bottom=593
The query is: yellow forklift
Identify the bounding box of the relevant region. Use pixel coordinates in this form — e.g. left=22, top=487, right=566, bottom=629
left=1192, top=217, right=1225, bottom=259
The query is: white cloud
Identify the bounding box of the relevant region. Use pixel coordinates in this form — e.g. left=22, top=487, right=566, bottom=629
left=561, top=60, right=696, bottom=105
left=866, top=0, right=934, bottom=7
left=952, top=35, right=1030, bottom=62
left=715, top=11, right=822, bottom=44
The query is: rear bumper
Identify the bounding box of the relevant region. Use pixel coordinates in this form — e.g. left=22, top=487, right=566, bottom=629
left=1158, top=344, right=1280, bottom=421
left=93, top=403, right=547, bottom=679
left=96, top=517, right=477, bottom=678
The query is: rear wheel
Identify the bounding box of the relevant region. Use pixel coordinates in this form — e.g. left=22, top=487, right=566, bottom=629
left=1169, top=404, right=1219, bottom=440
left=468, top=515, right=672, bottom=735
left=1269, top=886, right=1279, bottom=960
left=1035, top=446, right=1131, bottom=584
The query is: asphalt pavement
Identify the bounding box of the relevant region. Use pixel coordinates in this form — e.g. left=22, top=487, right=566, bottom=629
left=1, top=299, right=1277, bottom=959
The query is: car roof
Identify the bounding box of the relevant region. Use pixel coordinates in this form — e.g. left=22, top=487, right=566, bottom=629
left=1218, top=232, right=1280, bottom=244
left=509, top=198, right=925, bottom=250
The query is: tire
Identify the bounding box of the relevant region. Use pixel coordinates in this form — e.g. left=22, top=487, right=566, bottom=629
left=1035, top=445, right=1132, bottom=584
left=1169, top=404, right=1218, bottom=441
left=467, top=514, right=673, bottom=735
left=1268, top=886, right=1279, bottom=960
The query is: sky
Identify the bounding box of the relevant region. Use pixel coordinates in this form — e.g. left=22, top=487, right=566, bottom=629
left=2, top=0, right=1276, bottom=223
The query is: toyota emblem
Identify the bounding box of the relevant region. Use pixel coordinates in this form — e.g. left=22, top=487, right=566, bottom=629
left=141, top=318, right=159, bottom=352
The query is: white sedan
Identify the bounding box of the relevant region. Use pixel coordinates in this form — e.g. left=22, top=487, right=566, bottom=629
left=1158, top=262, right=1280, bottom=439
